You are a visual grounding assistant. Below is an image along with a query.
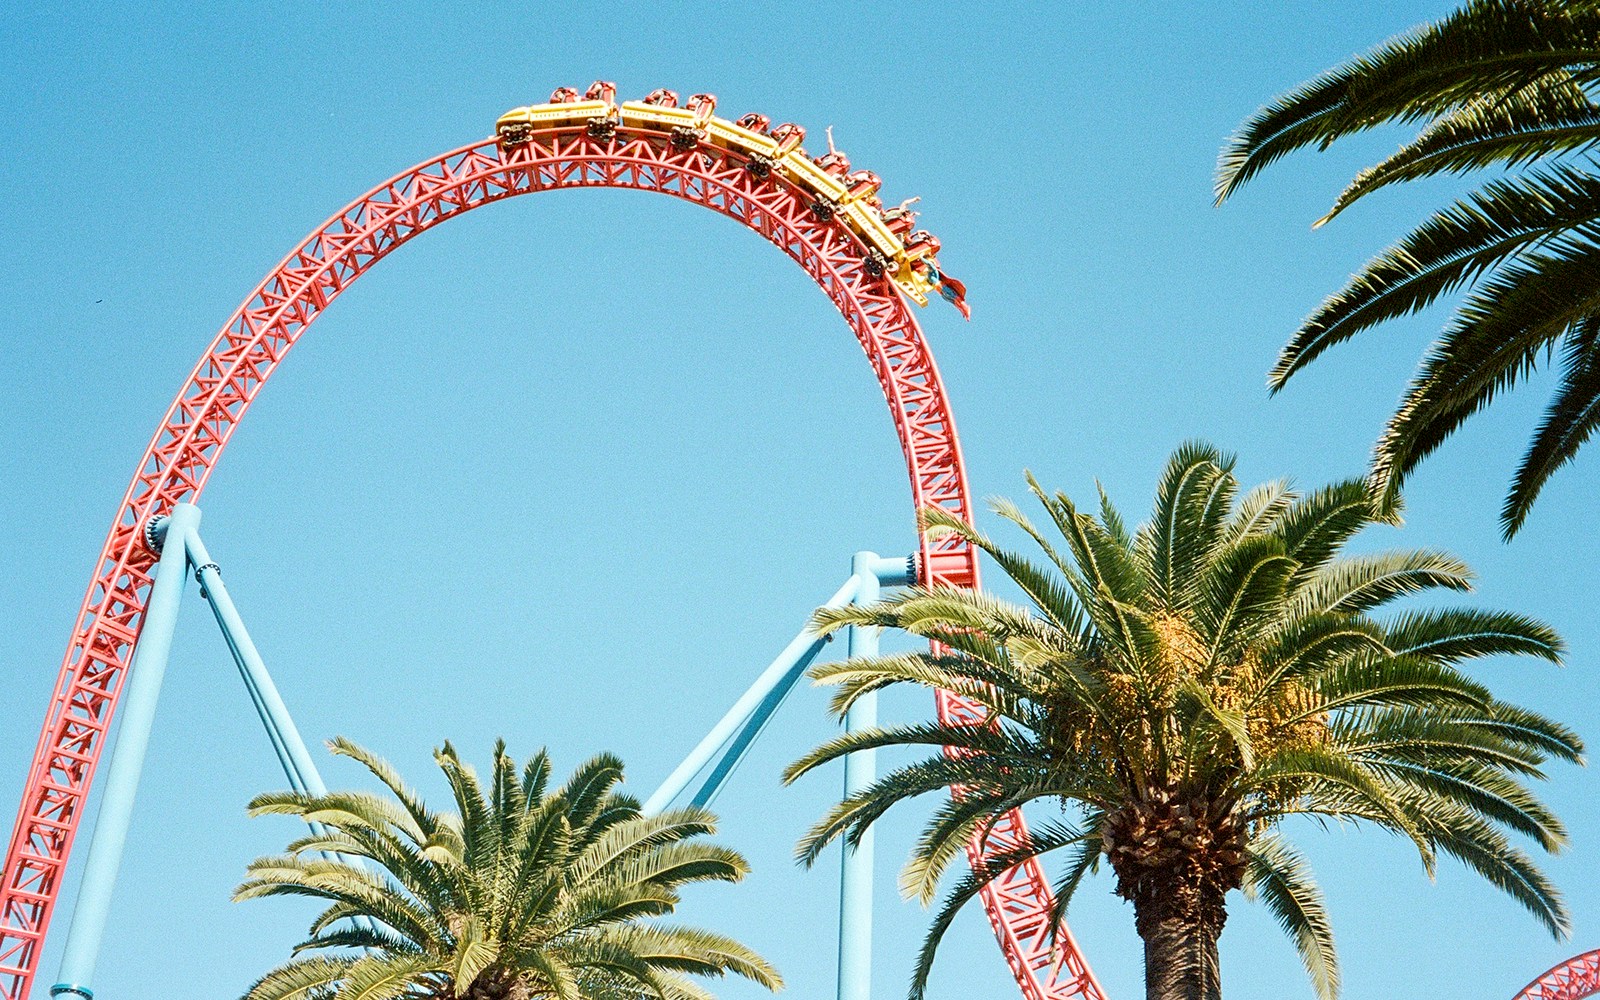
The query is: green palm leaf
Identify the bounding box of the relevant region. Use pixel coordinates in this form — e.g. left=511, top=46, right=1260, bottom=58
left=1319, top=78, right=1600, bottom=223
left=1217, top=0, right=1600, bottom=201
left=1505, top=312, right=1600, bottom=531
left=1242, top=835, right=1338, bottom=1000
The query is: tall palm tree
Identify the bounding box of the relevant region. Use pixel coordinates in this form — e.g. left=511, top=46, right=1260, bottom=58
left=1215, top=0, right=1600, bottom=536
left=235, top=738, right=782, bottom=1000
left=786, top=443, right=1582, bottom=1000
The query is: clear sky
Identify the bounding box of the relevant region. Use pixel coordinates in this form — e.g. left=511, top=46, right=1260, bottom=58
left=2, top=3, right=1595, bottom=999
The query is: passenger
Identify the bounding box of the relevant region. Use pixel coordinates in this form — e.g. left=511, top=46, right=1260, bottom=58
left=905, top=230, right=941, bottom=258
left=935, top=267, right=970, bottom=319
left=816, top=127, right=851, bottom=176
left=686, top=93, right=717, bottom=127
left=844, top=170, right=882, bottom=208
left=771, top=123, right=806, bottom=157
left=918, top=259, right=969, bottom=319
left=883, top=197, right=920, bottom=239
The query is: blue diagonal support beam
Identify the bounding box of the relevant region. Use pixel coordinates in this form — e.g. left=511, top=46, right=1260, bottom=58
left=184, top=528, right=378, bottom=936
left=643, top=574, right=862, bottom=816
left=184, top=531, right=330, bottom=801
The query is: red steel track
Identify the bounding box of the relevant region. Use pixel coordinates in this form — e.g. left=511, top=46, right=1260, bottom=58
left=1517, top=951, right=1600, bottom=1000
left=0, top=122, right=1106, bottom=999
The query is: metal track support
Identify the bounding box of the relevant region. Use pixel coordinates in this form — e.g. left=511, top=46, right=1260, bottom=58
left=643, top=575, right=862, bottom=816
left=184, top=532, right=330, bottom=801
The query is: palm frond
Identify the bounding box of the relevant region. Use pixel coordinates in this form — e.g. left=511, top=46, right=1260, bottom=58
left=1137, top=442, right=1233, bottom=605
left=1242, top=835, right=1339, bottom=1000
left=1217, top=0, right=1600, bottom=201
left=1291, top=550, right=1474, bottom=616
left=1505, top=312, right=1600, bottom=533
left=1320, top=74, right=1600, bottom=223
left=1370, top=227, right=1600, bottom=514
left=241, top=745, right=777, bottom=1000
left=1279, top=167, right=1600, bottom=391
left=1382, top=606, right=1563, bottom=663
left=242, top=955, right=359, bottom=1000
left=1194, top=535, right=1296, bottom=669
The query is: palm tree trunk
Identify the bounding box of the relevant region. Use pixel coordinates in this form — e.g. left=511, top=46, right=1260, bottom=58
left=1138, top=906, right=1222, bottom=1000
left=1105, top=790, right=1243, bottom=1000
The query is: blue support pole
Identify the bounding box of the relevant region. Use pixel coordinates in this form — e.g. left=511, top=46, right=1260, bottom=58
left=183, top=531, right=330, bottom=800
left=675, top=558, right=913, bottom=813
left=689, top=639, right=824, bottom=811
left=837, top=551, right=887, bottom=1000
left=185, top=529, right=380, bottom=939
left=643, top=574, right=862, bottom=817
left=52, top=503, right=202, bottom=1000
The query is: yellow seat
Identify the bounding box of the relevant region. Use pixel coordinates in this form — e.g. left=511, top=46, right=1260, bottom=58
left=780, top=154, right=848, bottom=204
left=844, top=202, right=900, bottom=260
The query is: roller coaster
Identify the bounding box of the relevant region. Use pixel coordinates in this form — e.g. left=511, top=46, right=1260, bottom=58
left=0, top=82, right=1593, bottom=1000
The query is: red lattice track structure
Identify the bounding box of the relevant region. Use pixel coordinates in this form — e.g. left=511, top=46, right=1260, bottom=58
left=1517, top=951, right=1600, bottom=1000
left=0, top=116, right=1108, bottom=1000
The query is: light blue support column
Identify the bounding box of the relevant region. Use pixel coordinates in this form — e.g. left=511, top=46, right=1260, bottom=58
left=185, top=530, right=378, bottom=937
left=644, top=574, right=862, bottom=817
left=689, top=636, right=827, bottom=811
left=184, top=532, right=329, bottom=799
left=52, top=503, right=202, bottom=1000
left=839, top=550, right=896, bottom=1000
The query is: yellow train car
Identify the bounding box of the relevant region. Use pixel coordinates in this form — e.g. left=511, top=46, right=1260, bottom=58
left=892, top=261, right=940, bottom=306
left=496, top=94, right=955, bottom=312
left=779, top=153, right=849, bottom=205
left=704, top=117, right=779, bottom=159
left=496, top=100, right=612, bottom=133
left=618, top=100, right=702, bottom=133
left=845, top=202, right=901, bottom=260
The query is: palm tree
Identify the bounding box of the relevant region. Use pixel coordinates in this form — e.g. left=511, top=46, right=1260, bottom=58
left=1215, top=0, right=1600, bottom=536
left=785, top=443, right=1582, bottom=1000
left=235, top=738, right=783, bottom=1000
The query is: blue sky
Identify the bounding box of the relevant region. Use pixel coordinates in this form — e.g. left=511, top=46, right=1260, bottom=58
left=3, top=2, right=1597, bottom=998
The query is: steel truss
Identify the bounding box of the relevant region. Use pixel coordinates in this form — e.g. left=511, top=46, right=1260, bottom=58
left=1, top=114, right=1104, bottom=1000
left=1517, top=951, right=1600, bottom=1000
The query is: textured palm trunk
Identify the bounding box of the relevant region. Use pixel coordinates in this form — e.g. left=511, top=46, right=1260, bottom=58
left=1104, top=788, right=1244, bottom=1000
left=1137, top=905, right=1223, bottom=1000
